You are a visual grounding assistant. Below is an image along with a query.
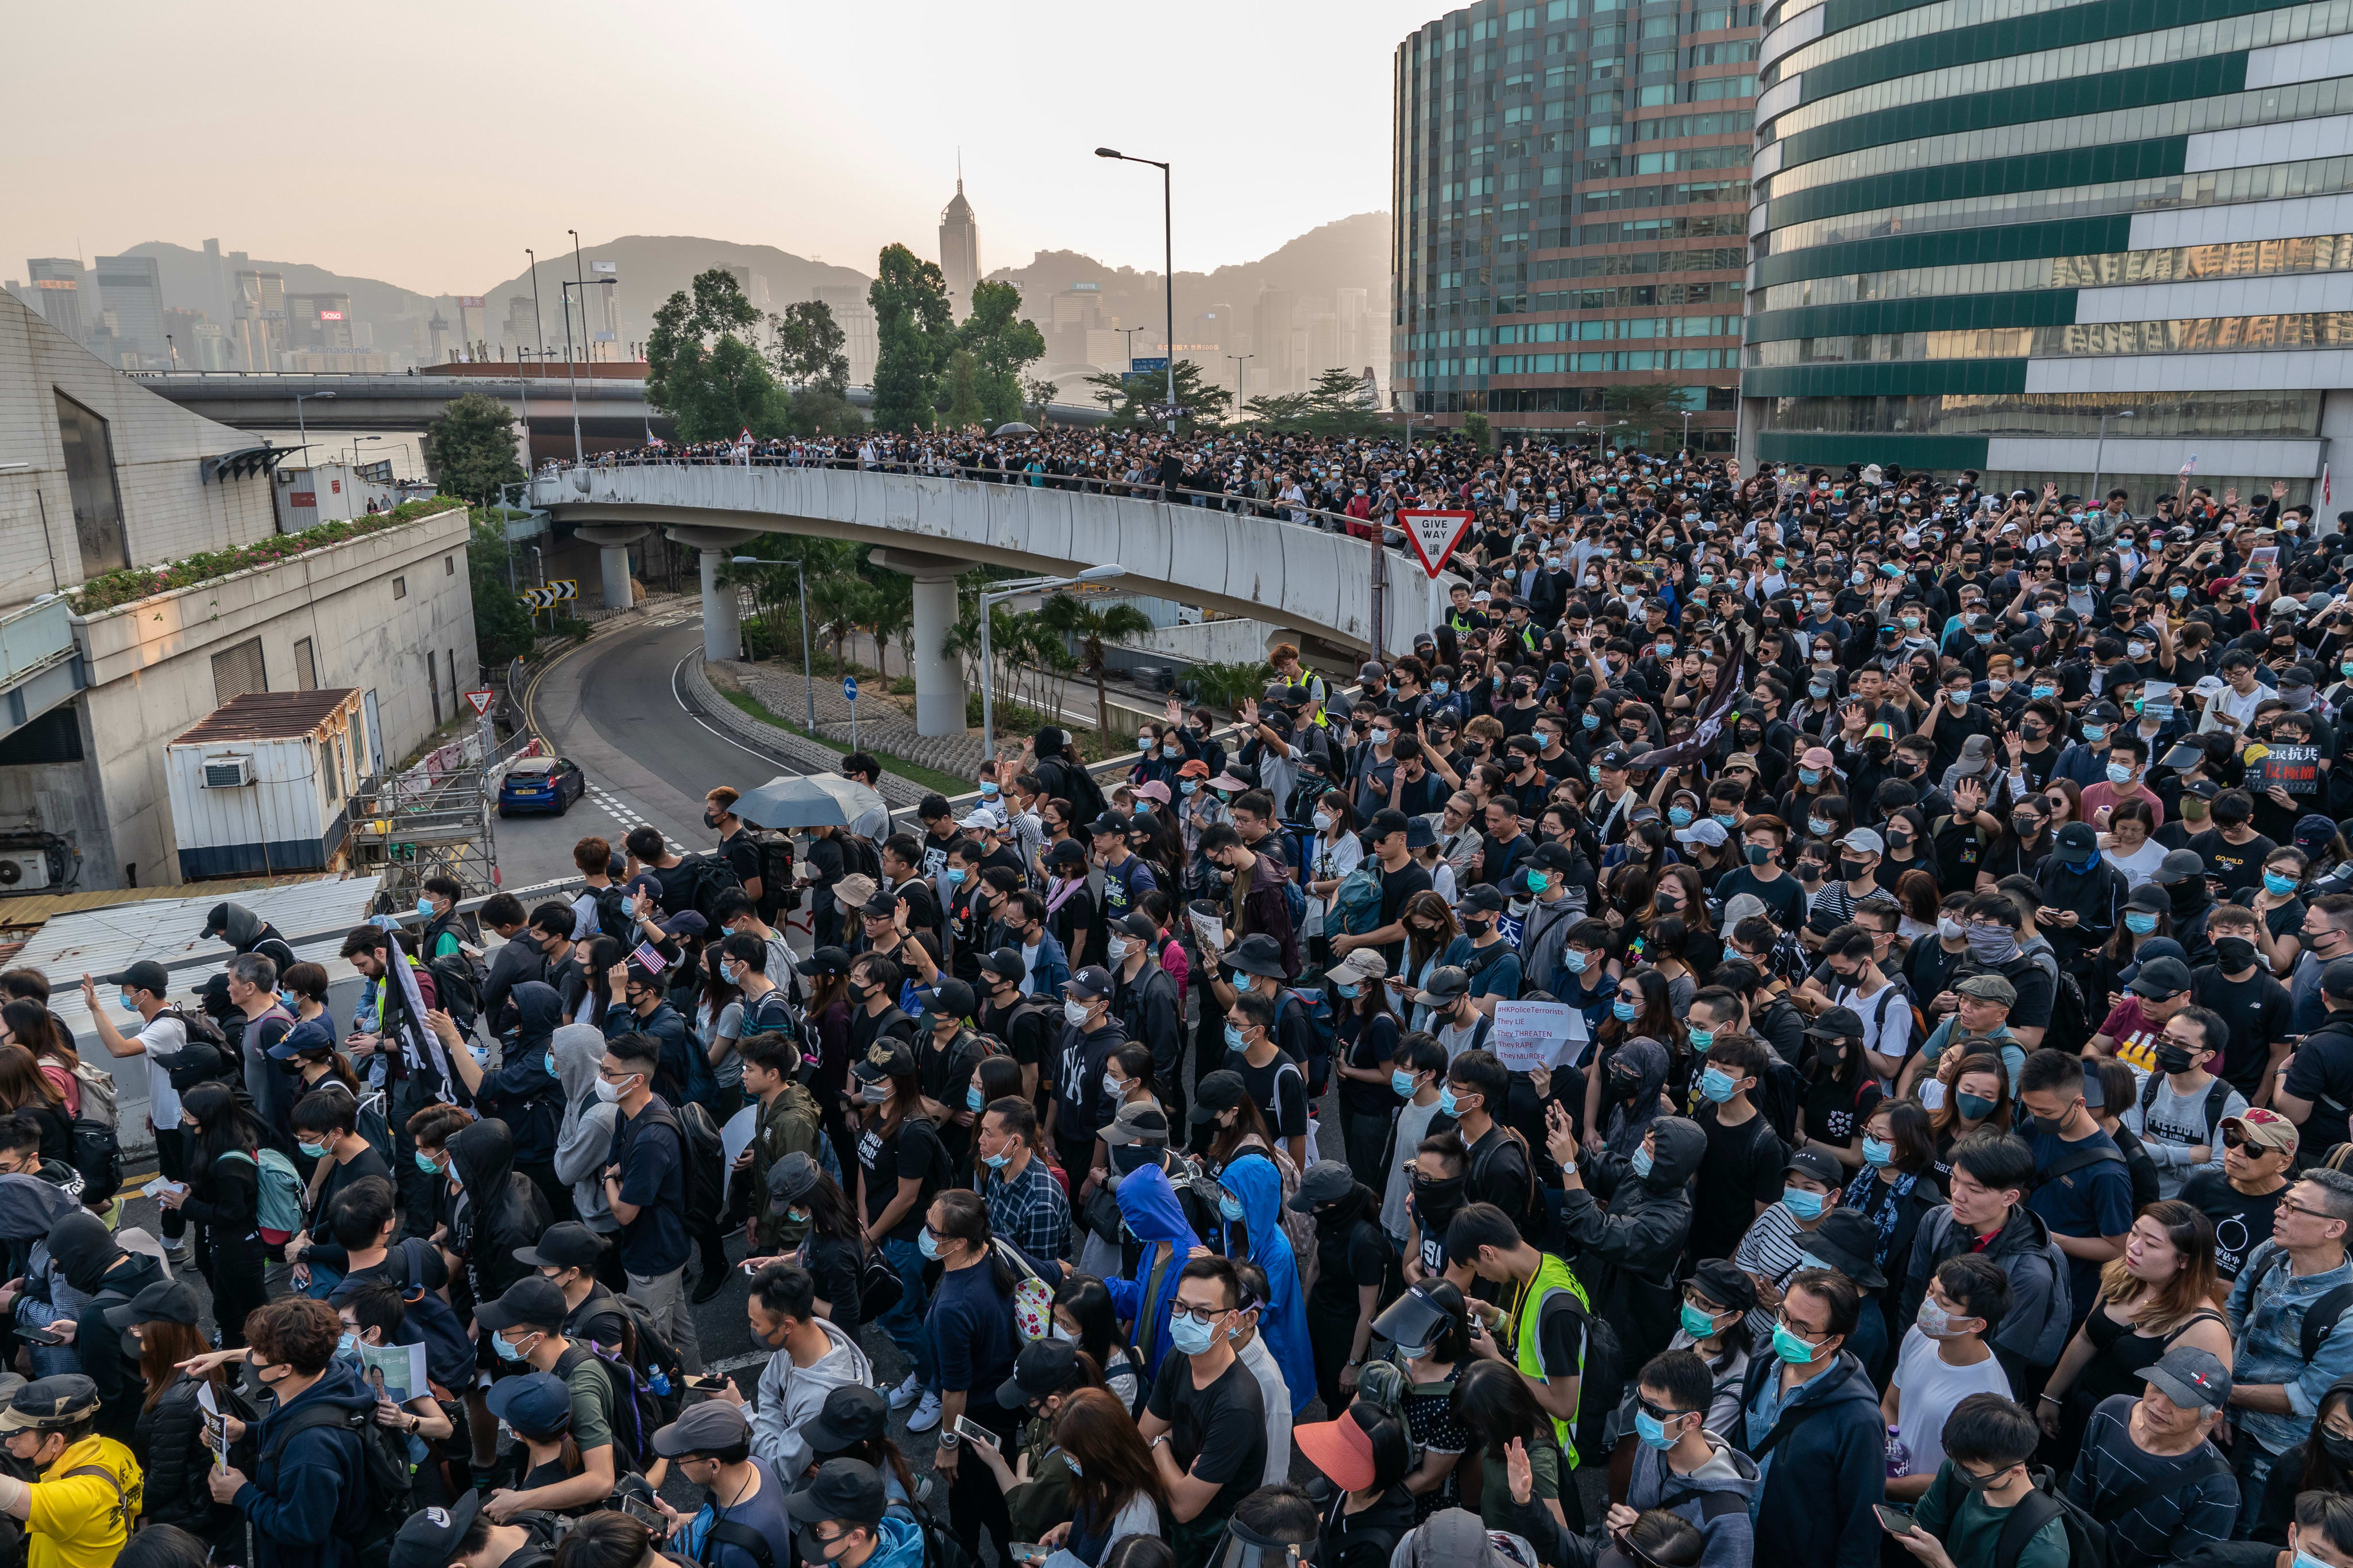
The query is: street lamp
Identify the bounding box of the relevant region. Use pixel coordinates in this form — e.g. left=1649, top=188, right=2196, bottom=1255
left=978, top=565, right=1126, bottom=762
left=293, top=389, right=336, bottom=459
left=346, top=434, right=383, bottom=470
left=1227, top=354, right=1253, bottom=425
left=561, top=278, right=617, bottom=466
left=734, top=555, right=819, bottom=734
left=2090, top=409, right=2135, bottom=509
left=1680, top=408, right=1692, bottom=453
left=525, top=248, right=547, bottom=376
left=1117, top=326, right=1150, bottom=371
left=1096, top=148, right=1175, bottom=434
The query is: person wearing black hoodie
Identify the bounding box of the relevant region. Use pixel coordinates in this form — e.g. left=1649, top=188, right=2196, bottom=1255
left=1297, top=1165, right=1402, bottom=1414
left=201, top=1296, right=381, bottom=1568
left=1545, top=1109, right=1703, bottom=1370
left=443, top=1117, right=551, bottom=1480
left=436, top=985, right=568, bottom=1221
left=35, top=1210, right=162, bottom=1439
left=163, top=1084, right=268, bottom=1351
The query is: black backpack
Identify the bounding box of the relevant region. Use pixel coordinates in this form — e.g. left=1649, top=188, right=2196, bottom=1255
left=888, top=1492, right=972, bottom=1568
left=1926, top=1461, right=2106, bottom=1568
left=426, top=954, right=481, bottom=1034
left=554, top=1341, right=665, bottom=1474
left=2252, top=1246, right=2353, bottom=1362
left=628, top=1101, right=723, bottom=1226
left=2136, top=1072, right=2235, bottom=1145
left=265, top=1401, right=414, bottom=1568
left=745, top=829, right=799, bottom=918
left=677, top=852, right=746, bottom=926
left=594, top=885, right=638, bottom=943
left=159, top=1005, right=233, bottom=1056
left=2045, top=966, right=2095, bottom=1057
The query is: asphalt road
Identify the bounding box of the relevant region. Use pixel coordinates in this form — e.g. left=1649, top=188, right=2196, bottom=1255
left=497, top=609, right=816, bottom=894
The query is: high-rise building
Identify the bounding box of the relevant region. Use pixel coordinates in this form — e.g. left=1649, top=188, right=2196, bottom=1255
left=722, top=265, right=770, bottom=311
left=232, top=269, right=286, bottom=372
left=1741, top=0, right=2353, bottom=503
left=1255, top=289, right=1298, bottom=393
left=1392, top=1, right=1755, bottom=449
left=286, top=294, right=354, bottom=353
left=161, top=307, right=211, bottom=369
left=25, top=260, right=86, bottom=343
left=940, top=178, right=980, bottom=323
left=93, top=255, right=166, bottom=368
left=812, top=284, right=879, bottom=387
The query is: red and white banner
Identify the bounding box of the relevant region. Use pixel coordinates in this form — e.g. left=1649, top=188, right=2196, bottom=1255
left=1399, top=509, right=1476, bottom=579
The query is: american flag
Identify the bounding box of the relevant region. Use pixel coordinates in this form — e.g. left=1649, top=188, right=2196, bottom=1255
left=630, top=941, right=669, bottom=974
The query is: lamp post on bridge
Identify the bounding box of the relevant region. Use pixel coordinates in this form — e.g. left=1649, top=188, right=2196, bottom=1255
left=1227, top=354, right=1252, bottom=425
left=560, top=277, right=616, bottom=467
left=292, top=389, right=335, bottom=462
left=1096, top=148, right=1175, bottom=435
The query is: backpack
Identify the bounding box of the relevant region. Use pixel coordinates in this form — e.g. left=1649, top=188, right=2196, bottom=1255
left=1751, top=1055, right=1803, bottom=1146
left=2252, top=1246, right=2353, bottom=1362
left=678, top=851, right=747, bottom=926
left=1228, top=1143, right=1318, bottom=1274
left=677, top=1100, right=727, bottom=1218
left=1469, top=1123, right=1548, bottom=1243
left=1050, top=756, right=1108, bottom=826
left=222, top=1147, right=307, bottom=1245
left=1281, top=871, right=1309, bottom=933
left=889, top=1493, right=973, bottom=1568
left=594, top=884, right=638, bottom=943
left=265, top=1400, right=414, bottom=1567
left=426, top=953, right=481, bottom=1034
left=744, top=829, right=799, bottom=919
left=68, top=1118, right=121, bottom=1208
left=842, top=833, right=885, bottom=885
left=67, top=1061, right=116, bottom=1130
left=1330, top=860, right=1385, bottom=938
left=159, top=1005, right=232, bottom=1056
left=556, top=1339, right=665, bottom=1473
left=1846, top=979, right=1929, bottom=1059
left=1283, top=988, right=1338, bottom=1086
left=1926, top=1461, right=2107, bottom=1568
left=346, top=1237, right=476, bottom=1395
left=2136, top=1072, right=2236, bottom=1146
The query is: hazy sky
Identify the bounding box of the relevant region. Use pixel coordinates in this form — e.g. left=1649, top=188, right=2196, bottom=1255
left=5, top=0, right=1441, bottom=294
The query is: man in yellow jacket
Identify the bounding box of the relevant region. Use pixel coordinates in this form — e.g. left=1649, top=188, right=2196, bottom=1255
left=0, top=1374, right=142, bottom=1568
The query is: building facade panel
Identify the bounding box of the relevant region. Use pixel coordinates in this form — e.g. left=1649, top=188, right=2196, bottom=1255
left=1742, top=0, right=2353, bottom=501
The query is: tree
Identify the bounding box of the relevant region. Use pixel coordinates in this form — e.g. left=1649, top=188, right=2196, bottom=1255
left=957, top=280, right=1048, bottom=428
left=720, top=536, right=862, bottom=670
left=1305, top=367, right=1386, bottom=438
left=770, top=300, right=848, bottom=390
left=1038, top=592, right=1155, bottom=736
left=426, top=393, right=524, bottom=504
left=646, top=269, right=788, bottom=442
left=468, top=511, right=535, bottom=664
left=1185, top=659, right=1275, bottom=712
left=1086, top=360, right=1233, bottom=437
left=1602, top=383, right=1683, bottom=451
left=942, top=348, right=986, bottom=431
left=806, top=570, right=882, bottom=671
left=1244, top=392, right=1314, bottom=431
left=1461, top=412, right=1494, bottom=453
left=1022, top=374, right=1060, bottom=426
left=869, top=244, right=954, bottom=432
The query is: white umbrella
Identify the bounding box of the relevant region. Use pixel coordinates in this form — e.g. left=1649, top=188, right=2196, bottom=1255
left=731, top=773, right=886, bottom=831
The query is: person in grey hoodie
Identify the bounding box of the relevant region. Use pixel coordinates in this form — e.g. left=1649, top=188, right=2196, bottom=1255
left=1893, top=1130, right=2073, bottom=1384
left=1608, top=1348, right=1759, bottom=1568
left=743, top=1260, right=874, bottom=1478
left=549, top=1023, right=619, bottom=1247
left=1546, top=1109, right=1702, bottom=1370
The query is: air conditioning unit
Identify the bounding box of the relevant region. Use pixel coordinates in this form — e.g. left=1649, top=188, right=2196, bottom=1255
left=0, top=851, right=51, bottom=891
left=201, top=757, right=256, bottom=789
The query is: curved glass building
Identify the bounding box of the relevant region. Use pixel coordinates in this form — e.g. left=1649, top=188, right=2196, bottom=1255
left=1392, top=0, right=1760, bottom=451
left=1742, top=0, right=2353, bottom=503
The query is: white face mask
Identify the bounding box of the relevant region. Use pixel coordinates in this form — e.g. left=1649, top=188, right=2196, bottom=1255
left=593, top=1076, right=626, bottom=1104
left=1106, top=936, right=1132, bottom=964
left=1064, top=998, right=1093, bottom=1028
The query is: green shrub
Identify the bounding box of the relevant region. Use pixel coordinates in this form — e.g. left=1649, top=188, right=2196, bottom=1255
left=70, top=499, right=459, bottom=615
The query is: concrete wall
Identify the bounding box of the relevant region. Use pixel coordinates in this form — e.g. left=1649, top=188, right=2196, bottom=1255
left=73, top=505, right=478, bottom=885
left=0, top=292, right=279, bottom=613
left=552, top=466, right=1460, bottom=655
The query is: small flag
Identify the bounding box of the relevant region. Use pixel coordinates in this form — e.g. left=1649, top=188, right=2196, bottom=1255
left=2325, top=464, right=2332, bottom=505
left=630, top=941, right=669, bottom=974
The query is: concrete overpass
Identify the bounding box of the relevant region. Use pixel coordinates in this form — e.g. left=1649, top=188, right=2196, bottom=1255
left=132, top=372, right=1109, bottom=448
left=535, top=461, right=1453, bottom=736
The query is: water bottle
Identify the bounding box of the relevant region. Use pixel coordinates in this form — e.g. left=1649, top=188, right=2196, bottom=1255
left=649, top=1368, right=672, bottom=1398
left=1884, top=1424, right=1911, bottom=1478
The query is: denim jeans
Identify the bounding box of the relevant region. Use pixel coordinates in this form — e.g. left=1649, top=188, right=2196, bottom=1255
left=2233, top=1438, right=2280, bottom=1539
left=876, top=1235, right=934, bottom=1384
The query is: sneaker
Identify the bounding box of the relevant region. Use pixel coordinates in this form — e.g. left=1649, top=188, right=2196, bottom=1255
left=886, top=1373, right=923, bottom=1412
left=906, top=1389, right=944, bottom=1434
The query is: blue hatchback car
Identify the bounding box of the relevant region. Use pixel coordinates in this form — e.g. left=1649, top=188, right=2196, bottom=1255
left=497, top=755, right=585, bottom=816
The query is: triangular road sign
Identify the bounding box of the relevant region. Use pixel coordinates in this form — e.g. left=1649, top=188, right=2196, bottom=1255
left=1399, top=509, right=1475, bottom=579
left=464, top=690, right=496, bottom=717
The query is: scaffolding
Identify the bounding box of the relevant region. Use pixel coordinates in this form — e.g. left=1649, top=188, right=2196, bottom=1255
left=345, top=723, right=527, bottom=909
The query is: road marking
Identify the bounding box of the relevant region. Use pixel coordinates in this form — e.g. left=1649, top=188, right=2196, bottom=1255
left=583, top=782, right=686, bottom=855
left=669, top=655, right=813, bottom=778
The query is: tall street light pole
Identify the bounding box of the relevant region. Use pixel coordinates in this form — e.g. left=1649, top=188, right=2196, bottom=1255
left=1228, top=354, right=1253, bottom=424
left=526, top=249, right=547, bottom=377
left=569, top=230, right=589, bottom=363
left=978, top=565, right=1127, bottom=762
left=293, top=389, right=335, bottom=459
left=1096, top=149, right=1174, bottom=435
left=558, top=279, right=615, bottom=466
left=2090, top=408, right=2135, bottom=509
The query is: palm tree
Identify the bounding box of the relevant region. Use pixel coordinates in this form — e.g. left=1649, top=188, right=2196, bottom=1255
left=1186, top=659, right=1276, bottom=712
left=806, top=571, right=880, bottom=674
left=1039, top=593, right=1155, bottom=736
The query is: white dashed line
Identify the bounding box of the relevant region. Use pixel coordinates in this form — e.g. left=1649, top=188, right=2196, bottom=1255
left=584, top=783, right=686, bottom=855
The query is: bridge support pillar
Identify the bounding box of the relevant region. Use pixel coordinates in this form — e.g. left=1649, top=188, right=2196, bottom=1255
left=870, top=548, right=969, bottom=738
left=575, top=524, right=649, bottom=612
left=664, top=526, right=763, bottom=663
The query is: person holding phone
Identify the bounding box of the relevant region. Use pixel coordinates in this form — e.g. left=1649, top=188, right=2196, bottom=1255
left=1889, top=1393, right=2068, bottom=1568
left=924, top=1192, right=1028, bottom=1561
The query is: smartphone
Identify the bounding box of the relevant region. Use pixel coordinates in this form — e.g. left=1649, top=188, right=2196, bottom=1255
left=684, top=1374, right=732, bottom=1393
left=1873, top=1505, right=1916, bottom=1535
left=18, top=1326, right=60, bottom=1346
left=1008, top=1547, right=1048, bottom=1566
left=619, top=1494, right=664, bottom=1529
left=952, top=1414, right=1002, bottom=1451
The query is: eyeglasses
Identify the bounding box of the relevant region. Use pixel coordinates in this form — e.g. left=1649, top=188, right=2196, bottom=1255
left=2278, top=1197, right=2333, bottom=1221
left=1168, top=1300, right=1231, bottom=1326
left=1774, top=1310, right=1827, bottom=1342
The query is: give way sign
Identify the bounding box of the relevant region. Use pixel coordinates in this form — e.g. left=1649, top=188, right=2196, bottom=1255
left=464, top=690, right=496, bottom=717
left=1399, top=509, right=1476, bottom=579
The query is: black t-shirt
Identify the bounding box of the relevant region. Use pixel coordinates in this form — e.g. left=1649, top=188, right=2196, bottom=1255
left=1311, top=1215, right=1396, bottom=1313
left=1905, top=938, right=1970, bottom=1007
left=1804, top=1073, right=1881, bottom=1153
left=1521, top=1286, right=1588, bottom=1387
left=1238, top=1051, right=1310, bottom=1141
left=1050, top=883, right=1102, bottom=974
left=981, top=995, right=1056, bottom=1072
left=1463, top=1125, right=1532, bottom=1229
left=2284, top=1026, right=2353, bottom=1154
left=2190, top=965, right=2296, bottom=1098
left=1688, top=1108, right=1787, bottom=1262
left=718, top=833, right=765, bottom=895
left=1930, top=815, right=1989, bottom=893
left=1376, top=860, right=1436, bottom=972
left=857, top=1114, right=946, bottom=1240
left=1146, top=1354, right=1268, bottom=1524
left=1714, top=867, right=1808, bottom=934
left=2187, top=829, right=2277, bottom=899
left=2178, top=1168, right=2287, bottom=1280
left=565, top=1283, right=634, bottom=1352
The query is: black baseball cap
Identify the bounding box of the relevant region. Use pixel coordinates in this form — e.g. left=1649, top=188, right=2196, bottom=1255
left=101, top=1278, right=202, bottom=1330
left=1189, top=1069, right=1249, bottom=1123
left=796, top=946, right=853, bottom=978
left=111, top=960, right=169, bottom=997
left=926, top=978, right=977, bottom=1020
left=390, top=1492, right=483, bottom=1568
left=996, top=1337, right=1082, bottom=1408
left=979, top=948, right=1026, bottom=985
left=473, top=1276, right=569, bottom=1333
left=786, top=1459, right=888, bottom=1528
left=514, top=1221, right=608, bottom=1272
left=801, top=1385, right=890, bottom=1459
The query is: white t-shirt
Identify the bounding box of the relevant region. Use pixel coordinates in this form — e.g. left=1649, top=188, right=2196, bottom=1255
left=2104, top=837, right=2169, bottom=889
left=136, top=1013, right=188, bottom=1130
left=1889, top=1327, right=2013, bottom=1477
left=1837, top=978, right=1915, bottom=1076
left=1236, top=1331, right=1294, bottom=1486
left=1383, top=1095, right=1446, bottom=1242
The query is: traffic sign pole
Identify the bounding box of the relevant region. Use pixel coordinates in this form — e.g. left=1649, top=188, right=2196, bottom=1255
left=843, top=675, right=858, bottom=752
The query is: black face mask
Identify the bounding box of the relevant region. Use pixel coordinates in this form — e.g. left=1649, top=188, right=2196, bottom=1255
left=2213, top=937, right=2259, bottom=971
left=2321, top=1430, right=2353, bottom=1467
left=1413, top=1173, right=1465, bottom=1220
left=2154, top=1044, right=2197, bottom=1076
left=1840, top=857, right=1870, bottom=880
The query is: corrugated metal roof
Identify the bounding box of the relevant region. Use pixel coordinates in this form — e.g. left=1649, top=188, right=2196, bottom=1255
left=20, top=874, right=383, bottom=1056
left=0, top=874, right=342, bottom=929
left=172, top=689, right=360, bottom=747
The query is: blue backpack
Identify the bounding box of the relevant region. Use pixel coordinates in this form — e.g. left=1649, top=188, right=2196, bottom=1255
left=1330, top=862, right=1385, bottom=937
left=331, top=1238, right=475, bottom=1396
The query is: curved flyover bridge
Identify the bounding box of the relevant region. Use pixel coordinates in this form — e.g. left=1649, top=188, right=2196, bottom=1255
left=535, top=461, right=1456, bottom=736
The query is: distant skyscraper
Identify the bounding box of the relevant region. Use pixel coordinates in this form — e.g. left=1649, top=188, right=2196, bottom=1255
left=94, top=255, right=165, bottom=367
left=26, top=260, right=86, bottom=343
left=940, top=176, right=979, bottom=323
left=232, top=269, right=286, bottom=372
left=813, top=284, right=880, bottom=388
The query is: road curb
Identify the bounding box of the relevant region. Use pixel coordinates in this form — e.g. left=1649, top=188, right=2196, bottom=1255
left=680, top=655, right=931, bottom=809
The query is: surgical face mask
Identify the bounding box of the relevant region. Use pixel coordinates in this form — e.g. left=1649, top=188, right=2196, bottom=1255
left=1392, top=1069, right=1418, bottom=1097
left=1633, top=1408, right=1681, bottom=1450
left=492, top=1331, right=531, bottom=1364
left=1782, top=1186, right=1826, bottom=1220
left=1688, top=1027, right=1715, bottom=1053
left=917, top=1227, right=944, bottom=1261
left=415, top=1152, right=442, bottom=1175
left=1065, top=998, right=1093, bottom=1028
left=1370, top=728, right=1391, bottom=747
left=1799, top=768, right=1822, bottom=787
left=1699, top=1066, right=1736, bottom=1103
left=859, top=1082, right=890, bottom=1106
left=2267, top=871, right=2300, bottom=897
left=966, top=1083, right=985, bottom=1113
left=1915, top=1299, right=1962, bottom=1339
left=2107, top=762, right=2136, bottom=787
left=1217, top=1194, right=1244, bottom=1223
left=2084, top=723, right=2107, bottom=742
left=1668, top=806, right=1693, bottom=828
left=2125, top=911, right=2158, bottom=935
left=1437, top=1087, right=1460, bottom=1118
left=118, top=992, right=140, bottom=1016
left=1612, top=999, right=1640, bottom=1022
left=298, top=1140, right=328, bottom=1160
left=1938, top=917, right=1964, bottom=941
left=1861, top=1136, right=1892, bottom=1168
left=1770, top=1322, right=1823, bottom=1365
left=1526, top=868, right=1550, bottom=894
left=1106, top=936, right=1132, bottom=965
left=1807, top=818, right=1833, bottom=839
left=338, top=1333, right=359, bottom=1359
left=1167, top=1311, right=1218, bottom=1357
left=1631, top=1145, right=1654, bottom=1178
left=416, top=897, right=435, bottom=919
left=1101, top=1072, right=1124, bottom=1099
left=1224, top=1022, right=1245, bottom=1053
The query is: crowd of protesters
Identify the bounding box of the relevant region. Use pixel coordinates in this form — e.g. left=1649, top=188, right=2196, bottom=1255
left=5, top=434, right=2353, bottom=1568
